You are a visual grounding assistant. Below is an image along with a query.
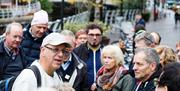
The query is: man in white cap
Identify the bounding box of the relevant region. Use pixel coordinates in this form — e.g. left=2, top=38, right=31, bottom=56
left=12, top=33, right=71, bottom=91
left=21, top=10, right=52, bottom=65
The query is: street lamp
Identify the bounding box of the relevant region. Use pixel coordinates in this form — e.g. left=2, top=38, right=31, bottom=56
left=61, top=0, right=64, bottom=30
left=120, top=0, right=123, bottom=16
left=154, top=0, right=157, bottom=21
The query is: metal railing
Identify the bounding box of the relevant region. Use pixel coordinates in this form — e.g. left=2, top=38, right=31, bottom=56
left=48, top=11, right=90, bottom=32
left=104, top=9, right=140, bottom=25
left=0, top=2, right=41, bottom=19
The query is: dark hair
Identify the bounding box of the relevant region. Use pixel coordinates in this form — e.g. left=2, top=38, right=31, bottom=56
left=158, top=62, right=180, bottom=91
left=85, top=23, right=103, bottom=34
left=134, top=24, right=146, bottom=33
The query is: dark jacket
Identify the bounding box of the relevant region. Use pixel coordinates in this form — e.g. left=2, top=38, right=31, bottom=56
left=56, top=52, right=88, bottom=91
left=135, top=19, right=146, bottom=27
left=73, top=43, right=103, bottom=88
left=21, top=24, right=49, bottom=65
left=112, top=74, right=135, bottom=91
left=97, top=74, right=135, bottom=91
left=0, top=41, right=28, bottom=80
left=133, top=65, right=162, bottom=91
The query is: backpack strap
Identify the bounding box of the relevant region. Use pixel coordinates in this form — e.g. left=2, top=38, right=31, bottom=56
left=28, top=65, right=41, bottom=87
left=5, top=77, right=14, bottom=91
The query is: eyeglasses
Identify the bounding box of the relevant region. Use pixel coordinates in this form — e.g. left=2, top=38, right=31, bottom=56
left=143, top=36, right=154, bottom=43
left=88, top=33, right=101, bottom=37
left=44, top=46, right=70, bottom=56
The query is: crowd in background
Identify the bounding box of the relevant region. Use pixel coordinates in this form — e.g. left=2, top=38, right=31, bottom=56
left=0, top=9, right=180, bottom=91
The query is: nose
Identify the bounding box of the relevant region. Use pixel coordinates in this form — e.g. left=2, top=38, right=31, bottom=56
left=104, top=58, right=109, bottom=64
left=56, top=51, right=64, bottom=57
left=132, top=64, right=137, bottom=71
left=39, top=28, right=46, bottom=33
left=15, top=36, right=22, bottom=42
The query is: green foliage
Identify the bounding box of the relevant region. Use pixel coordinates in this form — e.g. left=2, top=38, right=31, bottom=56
left=92, top=20, right=111, bottom=35
left=39, top=0, right=53, bottom=14
left=64, top=23, right=88, bottom=33
left=64, top=20, right=110, bottom=35
left=123, top=0, right=146, bottom=9
left=142, top=11, right=151, bottom=22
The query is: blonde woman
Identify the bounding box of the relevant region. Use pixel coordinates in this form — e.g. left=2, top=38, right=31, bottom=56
left=155, top=45, right=177, bottom=67
left=91, top=45, right=135, bottom=91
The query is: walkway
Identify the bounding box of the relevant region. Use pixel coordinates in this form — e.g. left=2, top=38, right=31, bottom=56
left=146, top=10, right=180, bottom=50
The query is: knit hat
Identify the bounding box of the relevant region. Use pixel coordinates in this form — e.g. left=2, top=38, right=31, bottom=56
left=41, top=33, right=72, bottom=47
left=31, top=10, right=49, bottom=25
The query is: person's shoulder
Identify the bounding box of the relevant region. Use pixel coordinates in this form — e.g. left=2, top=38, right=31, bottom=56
left=12, top=68, right=37, bottom=91
left=0, top=41, right=4, bottom=53
left=73, top=43, right=87, bottom=52
left=72, top=53, right=87, bottom=68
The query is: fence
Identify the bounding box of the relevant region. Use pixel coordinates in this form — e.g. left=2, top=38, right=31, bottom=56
left=104, top=9, right=140, bottom=25
left=0, top=2, right=41, bottom=19
left=48, top=11, right=90, bottom=32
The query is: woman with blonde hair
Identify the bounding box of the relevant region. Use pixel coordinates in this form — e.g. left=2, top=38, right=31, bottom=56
left=155, top=45, right=177, bottom=67
left=91, top=45, right=135, bottom=91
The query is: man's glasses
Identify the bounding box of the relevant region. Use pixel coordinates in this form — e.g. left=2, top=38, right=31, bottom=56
left=88, top=33, right=101, bottom=37
left=143, top=35, right=154, bottom=44
left=44, top=46, right=70, bottom=56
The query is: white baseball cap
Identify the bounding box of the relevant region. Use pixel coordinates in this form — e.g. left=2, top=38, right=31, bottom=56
left=41, top=33, right=71, bottom=47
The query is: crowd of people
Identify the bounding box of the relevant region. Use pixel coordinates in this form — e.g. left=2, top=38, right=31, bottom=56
left=0, top=9, right=180, bottom=91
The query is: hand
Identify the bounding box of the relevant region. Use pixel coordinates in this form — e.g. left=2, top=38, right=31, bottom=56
left=91, top=83, right=97, bottom=91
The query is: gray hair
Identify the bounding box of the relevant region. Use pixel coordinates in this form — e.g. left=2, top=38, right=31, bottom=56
left=135, top=32, right=155, bottom=47
left=60, top=30, right=75, bottom=38
left=5, top=22, right=23, bottom=34
left=101, top=45, right=124, bottom=66
left=60, top=30, right=75, bottom=47
left=135, top=48, right=160, bottom=65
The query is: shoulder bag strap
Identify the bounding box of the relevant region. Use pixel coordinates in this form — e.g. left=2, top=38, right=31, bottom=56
left=28, top=65, right=41, bottom=87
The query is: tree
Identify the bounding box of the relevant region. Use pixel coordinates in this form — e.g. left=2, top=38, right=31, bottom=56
left=39, top=0, right=53, bottom=14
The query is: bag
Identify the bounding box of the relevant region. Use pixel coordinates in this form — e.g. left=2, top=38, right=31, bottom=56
left=0, top=65, right=41, bottom=91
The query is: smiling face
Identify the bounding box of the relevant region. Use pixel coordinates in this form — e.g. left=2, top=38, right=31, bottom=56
left=40, top=44, right=70, bottom=70
left=5, top=25, right=23, bottom=49
left=31, top=24, right=48, bottom=38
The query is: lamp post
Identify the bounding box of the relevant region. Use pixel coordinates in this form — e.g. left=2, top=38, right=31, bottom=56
left=120, top=0, right=123, bottom=16
left=61, top=0, right=64, bottom=30
left=154, top=0, right=157, bottom=21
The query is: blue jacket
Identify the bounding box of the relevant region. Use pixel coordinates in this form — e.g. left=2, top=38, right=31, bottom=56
left=0, top=41, right=28, bottom=80
left=73, top=43, right=103, bottom=89
left=21, top=24, right=49, bottom=65
left=135, top=19, right=146, bottom=27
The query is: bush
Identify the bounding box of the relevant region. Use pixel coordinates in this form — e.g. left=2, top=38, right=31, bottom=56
left=64, top=20, right=110, bottom=35
left=142, top=12, right=151, bottom=22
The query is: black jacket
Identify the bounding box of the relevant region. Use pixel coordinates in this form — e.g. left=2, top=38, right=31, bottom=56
left=0, top=41, right=28, bottom=80
left=133, top=65, right=162, bottom=91
left=21, top=24, right=49, bottom=65
left=56, top=52, right=88, bottom=91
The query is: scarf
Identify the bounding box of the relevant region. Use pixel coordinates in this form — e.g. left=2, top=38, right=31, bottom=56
left=97, top=66, right=127, bottom=90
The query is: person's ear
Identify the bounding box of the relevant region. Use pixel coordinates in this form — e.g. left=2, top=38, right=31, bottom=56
left=150, top=62, right=157, bottom=71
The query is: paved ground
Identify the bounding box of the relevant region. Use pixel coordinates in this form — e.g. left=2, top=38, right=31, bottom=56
left=146, top=10, right=180, bottom=50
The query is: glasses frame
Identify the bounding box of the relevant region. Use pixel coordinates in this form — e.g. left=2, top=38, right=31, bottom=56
left=88, top=33, right=101, bottom=37
left=44, top=45, right=70, bottom=56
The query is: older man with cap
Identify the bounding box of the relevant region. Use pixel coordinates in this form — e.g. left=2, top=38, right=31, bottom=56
left=21, top=10, right=52, bottom=65
left=12, top=33, right=71, bottom=91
